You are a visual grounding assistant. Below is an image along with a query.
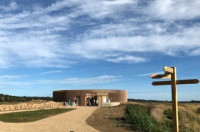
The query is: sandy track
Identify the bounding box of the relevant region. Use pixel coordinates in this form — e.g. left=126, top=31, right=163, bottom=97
left=0, top=106, right=99, bottom=132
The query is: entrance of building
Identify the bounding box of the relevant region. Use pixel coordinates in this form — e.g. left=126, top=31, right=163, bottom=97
left=86, top=96, right=98, bottom=106
left=85, top=93, right=98, bottom=106
left=75, top=96, right=80, bottom=106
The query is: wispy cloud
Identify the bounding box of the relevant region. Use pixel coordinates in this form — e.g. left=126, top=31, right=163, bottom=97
left=36, top=75, right=121, bottom=85
left=107, top=56, right=146, bottom=63
left=0, top=75, right=27, bottom=80
left=147, top=0, right=200, bottom=21
left=0, top=75, right=121, bottom=86
left=137, top=72, right=163, bottom=77
left=0, top=0, right=200, bottom=68
left=40, top=70, right=63, bottom=75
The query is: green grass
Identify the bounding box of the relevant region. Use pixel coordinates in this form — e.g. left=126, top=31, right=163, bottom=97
left=0, top=108, right=75, bottom=123
left=0, top=102, right=21, bottom=105
left=163, top=109, right=173, bottom=119
left=163, top=108, right=183, bottom=120
left=124, top=104, right=172, bottom=132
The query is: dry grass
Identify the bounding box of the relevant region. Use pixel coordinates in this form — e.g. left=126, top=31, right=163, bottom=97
left=87, top=102, right=200, bottom=132
left=86, top=104, right=132, bottom=132
left=178, top=103, right=200, bottom=132
left=151, top=103, right=200, bottom=132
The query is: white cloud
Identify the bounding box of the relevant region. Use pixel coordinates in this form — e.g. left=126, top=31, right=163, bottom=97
left=67, top=24, right=200, bottom=58
left=37, top=75, right=121, bottom=85
left=0, top=31, right=73, bottom=68
left=0, top=75, right=26, bottom=80
left=0, top=75, right=121, bottom=86
left=147, top=0, right=200, bottom=21
left=40, top=70, right=63, bottom=75
left=103, top=0, right=136, bottom=5
left=107, top=56, right=146, bottom=63
left=45, top=0, right=77, bottom=13
left=0, top=1, right=18, bottom=11
left=0, top=81, right=31, bottom=85
left=0, top=0, right=200, bottom=68
left=137, top=72, right=163, bottom=77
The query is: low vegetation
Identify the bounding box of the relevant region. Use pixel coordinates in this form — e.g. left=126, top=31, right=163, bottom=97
left=178, top=109, right=200, bottom=132
left=0, top=108, right=74, bottom=123
left=163, top=108, right=173, bottom=119
left=163, top=107, right=200, bottom=132
left=0, top=93, right=52, bottom=102
left=125, top=104, right=172, bottom=132
left=87, top=102, right=200, bottom=132
left=197, top=108, right=200, bottom=114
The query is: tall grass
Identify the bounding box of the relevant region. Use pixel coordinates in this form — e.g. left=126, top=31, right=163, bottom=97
left=197, top=108, right=200, bottom=114
left=163, top=108, right=200, bottom=132
left=125, top=104, right=172, bottom=132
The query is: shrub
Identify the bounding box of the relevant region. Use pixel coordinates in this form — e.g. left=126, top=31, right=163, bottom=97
left=163, top=109, right=173, bottom=119
left=125, top=104, right=172, bottom=132
left=197, top=108, right=200, bottom=114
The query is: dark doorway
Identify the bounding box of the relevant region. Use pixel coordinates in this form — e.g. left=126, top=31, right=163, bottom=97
left=75, top=96, right=80, bottom=106
left=86, top=96, right=98, bottom=106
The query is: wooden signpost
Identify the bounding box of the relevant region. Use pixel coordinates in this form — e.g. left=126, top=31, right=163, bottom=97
left=151, top=66, right=199, bottom=132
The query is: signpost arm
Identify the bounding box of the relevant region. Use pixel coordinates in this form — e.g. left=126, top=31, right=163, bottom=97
left=171, top=67, right=179, bottom=132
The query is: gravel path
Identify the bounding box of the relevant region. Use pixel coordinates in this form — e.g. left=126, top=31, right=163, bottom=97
left=0, top=106, right=99, bottom=132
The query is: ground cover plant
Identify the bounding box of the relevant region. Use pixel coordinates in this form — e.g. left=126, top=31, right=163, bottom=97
left=125, top=104, right=172, bottom=132
left=0, top=108, right=74, bottom=123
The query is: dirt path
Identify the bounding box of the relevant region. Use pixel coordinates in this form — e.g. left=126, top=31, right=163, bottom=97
left=0, top=106, right=99, bottom=132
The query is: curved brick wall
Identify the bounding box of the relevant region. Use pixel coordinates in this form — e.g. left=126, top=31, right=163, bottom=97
left=53, top=89, right=127, bottom=106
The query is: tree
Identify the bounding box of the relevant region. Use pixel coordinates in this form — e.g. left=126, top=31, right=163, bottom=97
left=0, top=96, right=5, bottom=102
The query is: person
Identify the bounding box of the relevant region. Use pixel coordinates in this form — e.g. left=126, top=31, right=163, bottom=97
left=75, top=99, right=77, bottom=105
left=68, top=100, right=71, bottom=106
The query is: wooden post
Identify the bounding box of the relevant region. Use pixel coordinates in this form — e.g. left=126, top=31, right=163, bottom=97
left=171, top=67, right=179, bottom=132
left=151, top=66, right=199, bottom=132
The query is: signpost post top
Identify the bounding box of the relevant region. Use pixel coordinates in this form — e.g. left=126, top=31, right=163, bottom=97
left=163, top=66, right=174, bottom=74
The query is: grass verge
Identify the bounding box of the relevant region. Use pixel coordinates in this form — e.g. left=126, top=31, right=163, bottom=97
left=125, top=104, right=172, bottom=132
left=0, top=108, right=75, bottom=123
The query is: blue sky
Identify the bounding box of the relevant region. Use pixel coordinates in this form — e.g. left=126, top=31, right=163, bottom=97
left=0, top=0, right=200, bottom=101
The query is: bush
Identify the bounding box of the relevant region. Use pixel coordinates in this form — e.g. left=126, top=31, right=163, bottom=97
left=196, top=108, right=200, bottom=114
left=163, top=109, right=173, bottom=119
left=163, top=108, right=183, bottom=120
left=125, top=104, right=172, bottom=132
